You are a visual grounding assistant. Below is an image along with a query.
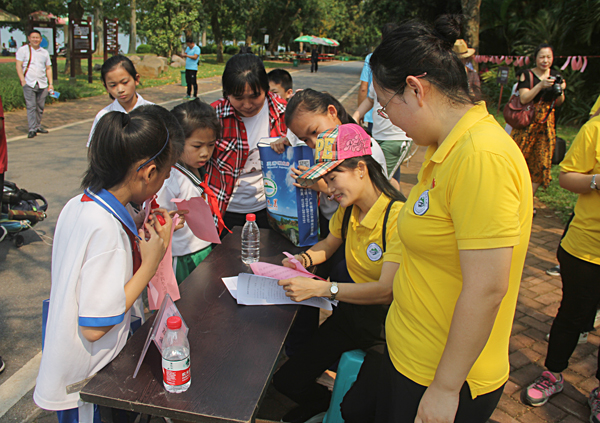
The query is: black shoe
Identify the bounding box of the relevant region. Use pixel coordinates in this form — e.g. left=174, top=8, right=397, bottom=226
left=28, top=131, right=36, bottom=138
left=0, top=356, right=5, bottom=374
left=281, top=405, right=327, bottom=423
left=37, top=128, right=49, bottom=134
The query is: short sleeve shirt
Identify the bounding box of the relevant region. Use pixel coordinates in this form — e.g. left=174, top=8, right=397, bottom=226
left=360, top=53, right=374, bottom=124
left=34, top=195, right=133, bottom=410
left=329, top=193, right=403, bottom=283
left=185, top=45, right=201, bottom=71
left=559, top=115, right=600, bottom=265
left=16, top=45, right=51, bottom=88
left=385, top=103, right=533, bottom=398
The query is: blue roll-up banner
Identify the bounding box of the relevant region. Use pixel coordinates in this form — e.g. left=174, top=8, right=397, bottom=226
left=258, top=138, right=319, bottom=247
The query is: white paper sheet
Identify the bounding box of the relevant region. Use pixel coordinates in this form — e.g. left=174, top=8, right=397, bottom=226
left=222, top=274, right=334, bottom=310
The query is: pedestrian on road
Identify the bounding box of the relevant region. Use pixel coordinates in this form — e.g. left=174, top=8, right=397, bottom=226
left=522, top=115, right=600, bottom=423
left=87, top=55, right=154, bottom=147
left=15, top=30, right=53, bottom=139
left=182, top=37, right=201, bottom=99
left=34, top=105, right=184, bottom=423
left=341, top=15, right=533, bottom=422
left=311, top=46, right=319, bottom=73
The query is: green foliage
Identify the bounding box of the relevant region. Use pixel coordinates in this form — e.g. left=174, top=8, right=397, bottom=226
left=138, top=0, right=202, bottom=57
left=136, top=44, right=154, bottom=54
left=224, top=45, right=239, bottom=55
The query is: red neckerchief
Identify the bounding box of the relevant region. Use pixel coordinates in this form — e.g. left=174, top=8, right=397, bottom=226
left=81, top=194, right=142, bottom=273
left=200, top=173, right=231, bottom=235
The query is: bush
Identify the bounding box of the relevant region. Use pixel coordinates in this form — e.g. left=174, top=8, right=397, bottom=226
left=224, top=45, right=238, bottom=55
left=202, top=44, right=217, bottom=54
left=136, top=44, right=153, bottom=54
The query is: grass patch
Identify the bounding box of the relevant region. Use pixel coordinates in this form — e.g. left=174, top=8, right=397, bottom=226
left=488, top=108, right=580, bottom=223
left=0, top=54, right=292, bottom=112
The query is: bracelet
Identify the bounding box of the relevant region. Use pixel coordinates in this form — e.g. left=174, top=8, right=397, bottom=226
left=297, top=253, right=307, bottom=268
left=301, top=251, right=313, bottom=268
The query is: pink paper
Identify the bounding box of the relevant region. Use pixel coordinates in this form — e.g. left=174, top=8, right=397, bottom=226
left=250, top=252, right=326, bottom=281
left=171, top=197, right=221, bottom=244
left=148, top=216, right=181, bottom=310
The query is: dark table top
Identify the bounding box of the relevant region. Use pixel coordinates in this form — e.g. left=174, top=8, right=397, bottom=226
left=80, top=227, right=302, bottom=423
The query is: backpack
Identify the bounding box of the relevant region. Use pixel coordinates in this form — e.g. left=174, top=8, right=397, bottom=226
left=2, top=181, right=48, bottom=221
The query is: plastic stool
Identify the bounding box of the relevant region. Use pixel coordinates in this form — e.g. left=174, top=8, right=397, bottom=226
left=322, top=349, right=366, bottom=423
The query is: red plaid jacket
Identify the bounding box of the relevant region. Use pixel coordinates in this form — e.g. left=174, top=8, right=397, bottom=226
left=207, top=92, right=287, bottom=216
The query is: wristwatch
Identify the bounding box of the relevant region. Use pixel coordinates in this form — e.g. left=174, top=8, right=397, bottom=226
left=591, top=174, right=599, bottom=190
left=329, top=282, right=339, bottom=301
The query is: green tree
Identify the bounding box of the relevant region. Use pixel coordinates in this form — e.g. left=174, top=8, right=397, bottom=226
left=138, top=0, right=202, bottom=57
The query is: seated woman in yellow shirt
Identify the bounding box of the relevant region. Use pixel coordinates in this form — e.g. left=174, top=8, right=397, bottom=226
left=341, top=15, right=533, bottom=423
left=272, top=123, right=405, bottom=423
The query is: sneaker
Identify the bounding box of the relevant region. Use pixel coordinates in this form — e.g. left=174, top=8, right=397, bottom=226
left=0, top=356, right=5, bottom=374
left=522, top=371, right=564, bottom=406
left=545, top=331, right=589, bottom=344
left=546, top=265, right=560, bottom=276
left=589, top=387, right=600, bottom=423
left=183, top=95, right=191, bottom=99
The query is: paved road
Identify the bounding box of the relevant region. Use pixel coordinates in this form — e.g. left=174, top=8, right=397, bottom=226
left=0, top=61, right=365, bottom=423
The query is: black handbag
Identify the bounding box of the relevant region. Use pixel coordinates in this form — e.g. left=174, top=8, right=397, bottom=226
left=552, top=137, right=566, bottom=165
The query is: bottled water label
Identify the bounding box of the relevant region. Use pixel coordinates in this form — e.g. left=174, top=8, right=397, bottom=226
left=162, top=356, right=191, bottom=386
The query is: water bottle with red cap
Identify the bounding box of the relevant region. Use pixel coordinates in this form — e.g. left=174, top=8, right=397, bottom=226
left=241, top=213, right=260, bottom=264
left=162, top=316, right=191, bottom=393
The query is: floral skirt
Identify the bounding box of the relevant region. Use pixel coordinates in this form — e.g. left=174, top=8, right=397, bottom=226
left=511, top=101, right=556, bottom=188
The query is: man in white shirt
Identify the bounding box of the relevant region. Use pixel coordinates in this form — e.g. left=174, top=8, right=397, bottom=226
left=16, top=30, right=53, bottom=139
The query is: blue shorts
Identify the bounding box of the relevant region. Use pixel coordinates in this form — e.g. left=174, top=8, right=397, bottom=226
left=56, top=404, right=101, bottom=423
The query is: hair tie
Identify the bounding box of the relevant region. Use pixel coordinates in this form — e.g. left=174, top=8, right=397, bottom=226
left=121, top=113, right=131, bottom=127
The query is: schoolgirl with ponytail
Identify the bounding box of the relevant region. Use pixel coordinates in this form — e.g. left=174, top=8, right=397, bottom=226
left=34, top=105, right=184, bottom=423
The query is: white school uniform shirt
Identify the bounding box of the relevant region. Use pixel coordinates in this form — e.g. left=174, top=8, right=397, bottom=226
left=156, top=167, right=212, bottom=257
left=86, top=94, right=154, bottom=147
left=34, top=195, right=133, bottom=411
left=16, top=45, right=51, bottom=88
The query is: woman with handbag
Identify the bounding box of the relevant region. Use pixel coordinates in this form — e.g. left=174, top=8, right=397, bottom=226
left=511, top=44, right=566, bottom=214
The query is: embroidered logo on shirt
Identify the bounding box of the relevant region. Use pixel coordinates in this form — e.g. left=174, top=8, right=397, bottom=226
left=366, top=242, right=383, bottom=261
left=413, top=190, right=429, bottom=216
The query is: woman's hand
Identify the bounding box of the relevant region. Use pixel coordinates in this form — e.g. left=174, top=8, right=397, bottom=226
left=291, top=166, right=329, bottom=194
left=271, top=137, right=291, bottom=154
left=282, top=254, right=305, bottom=269
left=148, top=208, right=172, bottom=250
left=278, top=277, right=328, bottom=302
left=414, top=383, right=459, bottom=423
left=540, top=76, right=554, bottom=89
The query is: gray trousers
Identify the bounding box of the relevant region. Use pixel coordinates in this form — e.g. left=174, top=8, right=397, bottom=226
left=23, top=83, right=48, bottom=132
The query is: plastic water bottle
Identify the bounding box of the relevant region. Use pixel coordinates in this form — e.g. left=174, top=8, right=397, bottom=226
left=241, top=213, right=260, bottom=264
left=162, top=316, right=191, bottom=393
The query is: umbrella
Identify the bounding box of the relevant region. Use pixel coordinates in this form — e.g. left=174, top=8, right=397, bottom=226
left=294, top=35, right=315, bottom=43
left=0, top=8, right=20, bottom=22
left=29, top=11, right=67, bottom=25
left=323, top=38, right=339, bottom=47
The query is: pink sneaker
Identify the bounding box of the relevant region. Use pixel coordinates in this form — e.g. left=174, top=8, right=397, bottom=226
left=589, top=387, right=600, bottom=423
left=522, top=371, right=564, bottom=406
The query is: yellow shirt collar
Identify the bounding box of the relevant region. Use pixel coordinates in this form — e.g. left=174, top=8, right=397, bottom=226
left=352, top=193, right=391, bottom=231
left=429, top=102, right=489, bottom=164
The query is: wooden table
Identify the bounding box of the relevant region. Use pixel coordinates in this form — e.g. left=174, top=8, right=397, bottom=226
left=80, top=227, right=302, bottom=423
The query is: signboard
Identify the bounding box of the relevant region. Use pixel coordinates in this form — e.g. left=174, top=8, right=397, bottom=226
left=497, top=66, right=510, bottom=85
left=264, top=34, right=269, bottom=45
left=70, top=18, right=93, bottom=83
left=34, top=27, right=54, bottom=55
left=103, top=18, right=119, bottom=61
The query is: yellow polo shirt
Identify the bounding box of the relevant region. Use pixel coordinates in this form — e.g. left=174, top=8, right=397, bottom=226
left=559, top=115, right=600, bottom=265
left=329, top=193, right=403, bottom=283
left=590, top=94, right=600, bottom=116
left=386, top=103, right=533, bottom=398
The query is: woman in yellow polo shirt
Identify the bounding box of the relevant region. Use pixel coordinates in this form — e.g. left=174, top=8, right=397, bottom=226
left=272, top=123, right=405, bottom=423
left=342, top=15, right=533, bottom=422
left=522, top=116, right=600, bottom=421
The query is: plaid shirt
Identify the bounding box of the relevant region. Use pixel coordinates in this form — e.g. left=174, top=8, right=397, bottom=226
left=207, top=92, right=287, bottom=216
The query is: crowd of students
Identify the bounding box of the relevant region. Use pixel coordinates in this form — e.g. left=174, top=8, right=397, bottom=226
left=29, top=13, right=600, bottom=423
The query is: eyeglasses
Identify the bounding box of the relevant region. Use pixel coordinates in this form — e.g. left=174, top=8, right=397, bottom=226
left=137, top=128, right=170, bottom=172
left=376, top=72, right=428, bottom=120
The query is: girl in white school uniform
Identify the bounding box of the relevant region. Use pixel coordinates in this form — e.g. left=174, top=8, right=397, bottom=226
left=86, top=55, right=154, bottom=147
left=34, top=105, right=184, bottom=423
left=157, top=99, right=227, bottom=284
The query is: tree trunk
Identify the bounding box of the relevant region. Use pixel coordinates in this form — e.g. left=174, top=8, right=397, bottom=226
left=269, top=8, right=301, bottom=54
left=245, top=35, right=252, bottom=49
left=67, top=0, right=84, bottom=76
left=461, top=0, right=481, bottom=68
left=211, top=10, right=224, bottom=63
left=128, top=0, right=137, bottom=54
left=202, top=29, right=207, bottom=47
left=94, top=0, right=104, bottom=57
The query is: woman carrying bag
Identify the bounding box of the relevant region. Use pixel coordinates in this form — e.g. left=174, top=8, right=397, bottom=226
left=511, top=43, right=566, bottom=214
